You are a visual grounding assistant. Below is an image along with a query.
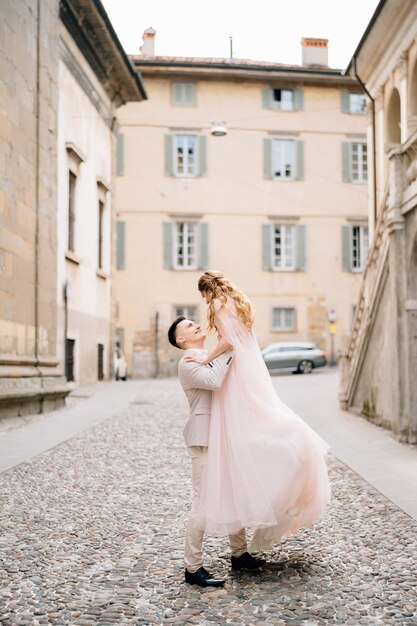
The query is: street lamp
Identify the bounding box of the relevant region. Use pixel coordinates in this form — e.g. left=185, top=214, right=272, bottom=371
left=210, top=122, right=227, bottom=136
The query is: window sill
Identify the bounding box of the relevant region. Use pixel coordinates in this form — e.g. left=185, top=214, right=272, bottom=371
left=271, top=328, right=297, bottom=333
left=65, top=251, right=81, bottom=265
left=171, top=267, right=199, bottom=271
left=96, top=269, right=109, bottom=280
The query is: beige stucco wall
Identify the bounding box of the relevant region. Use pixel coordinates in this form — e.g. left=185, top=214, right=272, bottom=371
left=115, top=74, right=368, bottom=378
left=56, top=25, right=115, bottom=385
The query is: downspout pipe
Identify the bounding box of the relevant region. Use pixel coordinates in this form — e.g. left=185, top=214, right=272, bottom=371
left=352, top=56, right=377, bottom=227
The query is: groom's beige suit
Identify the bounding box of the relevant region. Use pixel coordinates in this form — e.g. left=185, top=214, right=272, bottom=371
left=178, top=348, right=248, bottom=572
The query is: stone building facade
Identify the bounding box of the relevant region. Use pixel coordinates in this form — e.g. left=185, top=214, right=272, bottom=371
left=114, top=33, right=369, bottom=378
left=339, top=0, right=417, bottom=443
left=0, top=0, right=64, bottom=417
left=0, top=0, right=146, bottom=417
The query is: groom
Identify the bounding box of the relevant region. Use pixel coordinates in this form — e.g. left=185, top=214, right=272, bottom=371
left=168, top=316, right=265, bottom=588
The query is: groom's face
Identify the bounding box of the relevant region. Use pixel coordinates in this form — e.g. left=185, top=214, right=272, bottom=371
left=176, top=319, right=206, bottom=348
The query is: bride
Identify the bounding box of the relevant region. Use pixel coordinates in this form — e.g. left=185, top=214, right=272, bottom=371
left=184, top=270, right=331, bottom=551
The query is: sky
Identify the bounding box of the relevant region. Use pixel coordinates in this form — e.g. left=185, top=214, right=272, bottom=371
left=101, top=0, right=381, bottom=70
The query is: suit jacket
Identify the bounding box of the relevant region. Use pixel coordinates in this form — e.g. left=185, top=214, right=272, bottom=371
left=178, top=349, right=233, bottom=447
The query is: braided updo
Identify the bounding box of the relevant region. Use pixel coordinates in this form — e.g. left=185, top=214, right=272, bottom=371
left=198, top=270, right=254, bottom=333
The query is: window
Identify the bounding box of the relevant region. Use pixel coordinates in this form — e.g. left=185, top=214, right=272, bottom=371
left=165, top=135, right=206, bottom=178
left=273, top=89, right=294, bottom=110
left=172, top=83, right=196, bottom=106
left=174, top=222, right=198, bottom=269
left=98, top=344, right=104, bottom=381
left=272, top=139, right=295, bottom=179
left=262, top=223, right=306, bottom=271
left=351, top=143, right=368, bottom=183
left=174, top=135, right=197, bottom=176
left=264, top=139, right=304, bottom=180
left=175, top=306, right=197, bottom=321
left=263, top=87, right=304, bottom=110
left=68, top=171, right=76, bottom=251
left=65, top=338, right=75, bottom=382
left=351, top=226, right=369, bottom=271
left=272, top=224, right=295, bottom=269
left=98, top=200, right=104, bottom=269
left=342, top=91, right=366, bottom=114
left=341, top=225, right=369, bottom=272
left=272, top=308, right=296, bottom=331
left=163, top=222, right=208, bottom=270
left=342, top=141, right=368, bottom=183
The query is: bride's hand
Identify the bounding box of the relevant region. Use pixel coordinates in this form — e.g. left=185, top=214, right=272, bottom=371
left=183, top=354, right=207, bottom=364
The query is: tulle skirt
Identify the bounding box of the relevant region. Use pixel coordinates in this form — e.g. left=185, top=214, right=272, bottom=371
left=193, top=330, right=331, bottom=551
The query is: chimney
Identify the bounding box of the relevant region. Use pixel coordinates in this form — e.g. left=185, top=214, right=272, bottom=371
left=140, top=27, right=156, bottom=57
left=301, top=37, right=328, bottom=66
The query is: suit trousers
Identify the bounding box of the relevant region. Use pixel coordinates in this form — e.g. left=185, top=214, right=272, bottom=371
left=185, top=445, right=248, bottom=573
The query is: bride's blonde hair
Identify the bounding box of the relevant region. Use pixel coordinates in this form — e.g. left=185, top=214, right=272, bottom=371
left=198, top=271, right=254, bottom=333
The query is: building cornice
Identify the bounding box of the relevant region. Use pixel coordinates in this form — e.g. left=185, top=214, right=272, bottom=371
left=131, top=56, right=360, bottom=88
left=60, top=0, right=147, bottom=105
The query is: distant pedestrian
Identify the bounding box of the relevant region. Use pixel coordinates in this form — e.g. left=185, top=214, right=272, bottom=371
left=114, top=348, right=127, bottom=381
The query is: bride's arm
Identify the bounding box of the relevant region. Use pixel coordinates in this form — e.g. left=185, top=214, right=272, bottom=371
left=184, top=336, right=232, bottom=365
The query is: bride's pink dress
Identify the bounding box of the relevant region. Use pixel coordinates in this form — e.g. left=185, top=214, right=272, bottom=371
left=194, top=298, right=331, bottom=551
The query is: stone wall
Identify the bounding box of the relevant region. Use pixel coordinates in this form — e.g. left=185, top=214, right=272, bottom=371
left=0, top=0, right=68, bottom=416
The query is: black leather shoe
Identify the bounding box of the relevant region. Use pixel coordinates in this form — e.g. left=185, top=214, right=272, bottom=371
left=231, top=552, right=266, bottom=571
left=185, top=566, right=225, bottom=587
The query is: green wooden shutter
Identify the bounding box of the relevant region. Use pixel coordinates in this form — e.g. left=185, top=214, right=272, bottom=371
left=198, top=222, right=209, bottom=269
left=185, top=83, right=196, bottom=105
left=116, top=134, right=124, bottom=176
left=172, top=83, right=182, bottom=104
left=198, top=136, right=207, bottom=176
left=263, top=138, right=272, bottom=179
left=295, top=141, right=304, bottom=180
left=262, top=224, right=273, bottom=270
left=342, top=142, right=351, bottom=182
left=293, top=89, right=304, bottom=110
left=294, top=224, right=306, bottom=270
left=116, top=221, right=125, bottom=269
left=341, top=225, right=352, bottom=271
left=163, top=222, right=174, bottom=269
left=341, top=91, right=351, bottom=113
left=262, top=87, right=272, bottom=109
left=164, top=135, right=174, bottom=176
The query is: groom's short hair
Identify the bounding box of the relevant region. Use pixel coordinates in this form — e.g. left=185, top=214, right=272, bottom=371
left=168, top=316, right=186, bottom=349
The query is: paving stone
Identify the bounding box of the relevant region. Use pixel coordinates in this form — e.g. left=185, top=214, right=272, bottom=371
left=0, top=378, right=416, bottom=625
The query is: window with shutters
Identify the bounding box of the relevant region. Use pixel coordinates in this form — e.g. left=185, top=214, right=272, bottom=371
left=263, top=87, right=303, bottom=110
left=272, top=139, right=295, bottom=179
left=342, top=92, right=366, bottom=114
left=172, top=82, right=196, bottom=106
left=351, top=142, right=368, bottom=183
left=272, top=307, right=296, bottom=330
left=174, top=305, right=197, bottom=321
left=351, top=225, right=369, bottom=271
left=342, top=224, right=369, bottom=272
left=272, top=224, right=295, bottom=270
left=174, top=222, right=198, bottom=269
left=174, top=135, right=197, bottom=176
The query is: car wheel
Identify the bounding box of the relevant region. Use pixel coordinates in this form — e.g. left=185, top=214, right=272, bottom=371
left=298, top=360, right=313, bottom=374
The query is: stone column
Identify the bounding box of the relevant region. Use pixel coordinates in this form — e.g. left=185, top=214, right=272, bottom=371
left=386, top=149, right=408, bottom=440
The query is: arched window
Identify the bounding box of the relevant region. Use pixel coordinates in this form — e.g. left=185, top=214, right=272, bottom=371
left=386, top=88, right=401, bottom=144
left=409, top=59, right=417, bottom=116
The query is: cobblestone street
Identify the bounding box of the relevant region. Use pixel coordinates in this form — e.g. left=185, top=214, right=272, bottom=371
left=1, top=377, right=417, bottom=626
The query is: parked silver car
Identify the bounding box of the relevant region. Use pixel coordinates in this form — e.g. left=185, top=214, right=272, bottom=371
left=261, top=341, right=327, bottom=374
